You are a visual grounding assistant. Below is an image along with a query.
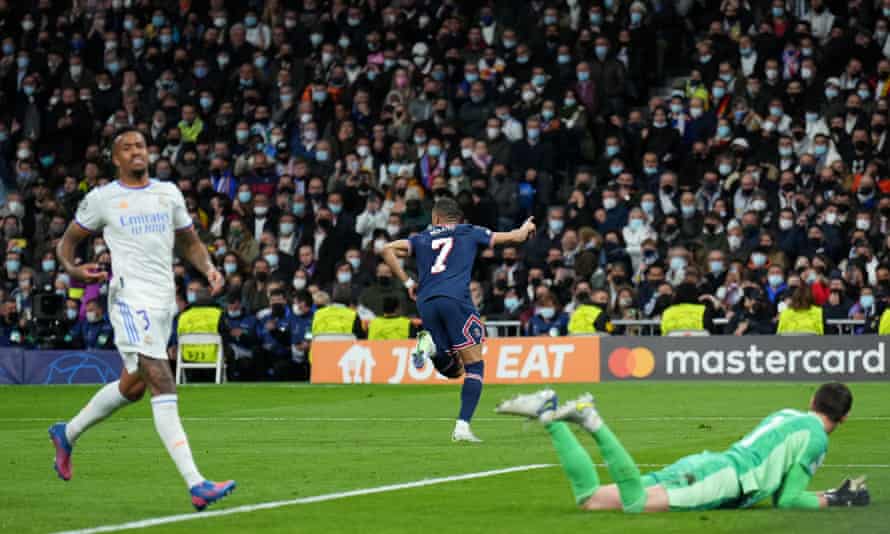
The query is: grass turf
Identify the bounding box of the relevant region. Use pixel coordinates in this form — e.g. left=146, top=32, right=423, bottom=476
left=1, top=382, right=888, bottom=533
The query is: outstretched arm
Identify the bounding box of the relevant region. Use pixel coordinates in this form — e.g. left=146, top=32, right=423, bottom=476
left=381, top=239, right=416, bottom=299
left=774, top=464, right=824, bottom=510
left=174, top=227, right=224, bottom=295
left=491, top=217, right=536, bottom=247
left=57, top=223, right=108, bottom=284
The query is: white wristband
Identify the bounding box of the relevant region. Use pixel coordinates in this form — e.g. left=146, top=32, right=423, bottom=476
left=404, top=278, right=416, bottom=289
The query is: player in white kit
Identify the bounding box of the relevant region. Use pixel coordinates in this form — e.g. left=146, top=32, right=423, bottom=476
left=48, top=129, right=235, bottom=511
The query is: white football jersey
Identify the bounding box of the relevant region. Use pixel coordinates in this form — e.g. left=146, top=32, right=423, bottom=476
left=75, top=180, right=192, bottom=310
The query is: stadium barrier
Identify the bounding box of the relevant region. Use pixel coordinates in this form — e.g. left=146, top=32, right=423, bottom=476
left=311, top=335, right=889, bottom=384
left=484, top=319, right=866, bottom=337
left=0, top=349, right=121, bottom=385
left=310, top=337, right=601, bottom=384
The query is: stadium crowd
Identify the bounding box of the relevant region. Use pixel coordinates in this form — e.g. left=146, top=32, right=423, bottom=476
left=1, top=0, right=890, bottom=378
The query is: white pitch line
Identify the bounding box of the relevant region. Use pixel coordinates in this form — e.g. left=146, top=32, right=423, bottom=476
left=53, top=464, right=554, bottom=534
left=6, top=415, right=890, bottom=423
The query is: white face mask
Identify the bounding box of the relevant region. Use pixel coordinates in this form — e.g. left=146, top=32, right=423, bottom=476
left=292, top=278, right=307, bottom=290
left=779, top=218, right=794, bottom=231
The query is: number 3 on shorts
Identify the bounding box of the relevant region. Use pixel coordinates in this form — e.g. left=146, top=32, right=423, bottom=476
left=431, top=237, right=454, bottom=274
left=137, top=309, right=151, bottom=331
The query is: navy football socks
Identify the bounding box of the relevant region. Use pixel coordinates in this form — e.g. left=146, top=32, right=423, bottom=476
left=458, top=361, right=485, bottom=422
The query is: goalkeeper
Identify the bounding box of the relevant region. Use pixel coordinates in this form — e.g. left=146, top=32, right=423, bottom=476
left=497, top=382, right=869, bottom=512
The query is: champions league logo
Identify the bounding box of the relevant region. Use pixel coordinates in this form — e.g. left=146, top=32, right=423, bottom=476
left=44, top=353, right=119, bottom=384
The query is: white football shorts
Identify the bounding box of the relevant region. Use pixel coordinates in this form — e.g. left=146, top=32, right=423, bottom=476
left=109, top=297, right=176, bottom=373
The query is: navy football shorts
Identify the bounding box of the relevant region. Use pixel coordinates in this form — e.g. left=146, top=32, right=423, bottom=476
left=417, top=296, right=485, bottom=354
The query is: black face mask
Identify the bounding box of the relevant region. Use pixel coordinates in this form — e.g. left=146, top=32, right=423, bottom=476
left=782, top=183, right=795, bottom=192
left=378, top=276, right=392, bottom=287
left=271, top=303, right=286, bottom=317
left=663, top=224, right=677, bottom=234
left=854, top=140, right=868, bottom=151
left=504, top=257, right=516, bottom=266
left=859, top=186, right=873, bottom=196
left=255, top=271, right=269, bottom=282
left=317, top=218, right=332, bottom=230
left=530, top=277, right=542, bottom=287
left=662, top=185, right=674, bottom=195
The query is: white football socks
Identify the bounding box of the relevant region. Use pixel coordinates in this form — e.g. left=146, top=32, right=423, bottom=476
left=151, top=394, right=204, bottom=488
left=66, top=380, right=132, bottom=444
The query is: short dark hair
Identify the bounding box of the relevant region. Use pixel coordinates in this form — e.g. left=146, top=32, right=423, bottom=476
left=432, top=197, right=463, bottom=223
left=112, top=126, right=146, bottom=148
left=673, top=283, right=699, bottom=304
left=382, top=296, right=399, bottom=314
left=813, top=382, right=852, bottom=423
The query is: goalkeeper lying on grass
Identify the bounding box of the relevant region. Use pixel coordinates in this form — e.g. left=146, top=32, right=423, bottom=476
left=497, top=382, right=869, bottom=512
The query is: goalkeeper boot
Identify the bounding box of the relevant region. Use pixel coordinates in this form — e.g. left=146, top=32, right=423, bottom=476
left=48, top=423, right=73, bottom=481
left=190, top=480, right=237, bottom=511
left=552, top=394, right=603, bottom=432
left=452, top=419, right=483, bottom=443
left=411, top=330, right=435, bottom=369
left=495, top=389, right=558, bottom=421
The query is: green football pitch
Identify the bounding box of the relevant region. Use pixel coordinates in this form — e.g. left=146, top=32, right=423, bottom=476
left=1, top=382, right=888, bottom=533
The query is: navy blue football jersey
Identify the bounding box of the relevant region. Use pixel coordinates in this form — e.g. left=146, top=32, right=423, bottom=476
left=409, top=224, right=493, bottom=304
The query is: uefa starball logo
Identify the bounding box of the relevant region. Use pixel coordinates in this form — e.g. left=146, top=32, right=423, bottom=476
left=607, top=347, right=655, bottom=379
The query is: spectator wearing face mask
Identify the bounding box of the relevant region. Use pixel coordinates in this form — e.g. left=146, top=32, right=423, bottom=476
left=65, top=299, right=114, bottom=350
left=524, top=293, right=569, bottom=336
left=221, top=291, right=259, bottom=381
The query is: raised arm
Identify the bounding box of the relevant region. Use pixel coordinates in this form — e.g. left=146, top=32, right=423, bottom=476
left=491, top=217, right=536, bottom=247
left=381, top=239, right=416, bottom=299
left=175, top=227, right=224, bottom=295
left=56, top=223, right=108, bottom=284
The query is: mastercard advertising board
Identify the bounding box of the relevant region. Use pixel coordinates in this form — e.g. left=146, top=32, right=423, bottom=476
left=310, top=337, right=601, bottom=384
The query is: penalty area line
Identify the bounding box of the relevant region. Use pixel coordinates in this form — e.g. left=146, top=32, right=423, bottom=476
left=53, top=464, right=555, bottom=534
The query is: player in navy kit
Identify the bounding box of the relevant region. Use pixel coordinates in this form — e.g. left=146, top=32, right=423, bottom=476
left=382, top=198, right=536, bottom=441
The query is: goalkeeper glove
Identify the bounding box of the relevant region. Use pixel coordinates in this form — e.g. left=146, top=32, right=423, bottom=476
left=825, top=476, right=870, bottom=507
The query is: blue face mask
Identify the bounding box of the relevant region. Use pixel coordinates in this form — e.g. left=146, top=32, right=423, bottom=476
left=315, top=150, right=329, bottom=162
left=465, top=73, right=479, bottom=83
left=200, top=96, right=213, bottom=109
left=641, top=200, right=655, bottom=213
left=717, top=125, right=731, bottom=138
left=291, top=203, right=305, bottom=217
left=861, top=295, right=875, bottom=309
left=40, top=155, right=55, bottom=167
left=595, top=46, right=608, bottom=59
left=427, top=145, right=441, bottom=157
left=542, top=110, right=554, bottom=121
left=709, top=260, right=724, bottom=274
left=712, top=87, right=725, bottom=99
left=577, top=71, right=590, bottom=82
left=449, top=165, right=463, bottom=177
left=590, top=13, right=602, bottom=25
left=66, top=309, right=78, bottom=321
left=605, top=145, right=620, bottom=157
left=557, top=54, right=571, bottom=65
left=152, top=15, right=165, bottom=27
left=329, top=203, right=343, bottom=215
left=533, top=74, right=547, bottom=87
left=224, top=263, right=237, bottom=274
left=5, top=260, right=20, bottom=273
left=549, top=219, right=564, bottom=234
left=814, top=145, right=827, bottom=156
left=42, top=259, right=56, bottom=272
left=538, top=307, right=555, bottom=320
left=238, top=191, right=252, bottom=203
left=630, top=12, right=643, bottom=24
left=264, top=254, right=279, bottom=268
left=609, top=165, right=623, bottom=176
left=504, top=297, right=520, bottom=311
left=186, top=291, right=196, bottom=304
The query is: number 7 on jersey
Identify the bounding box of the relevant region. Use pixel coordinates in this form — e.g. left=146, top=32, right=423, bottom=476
left=430, top=237, right=454, bottom=274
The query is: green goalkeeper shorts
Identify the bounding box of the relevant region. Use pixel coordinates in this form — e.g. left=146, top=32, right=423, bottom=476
left=641, top=452, right=743, bottom=511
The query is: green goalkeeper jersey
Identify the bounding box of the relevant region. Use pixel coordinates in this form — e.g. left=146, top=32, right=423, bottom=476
left=724, top=409, right=828, bottom=508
